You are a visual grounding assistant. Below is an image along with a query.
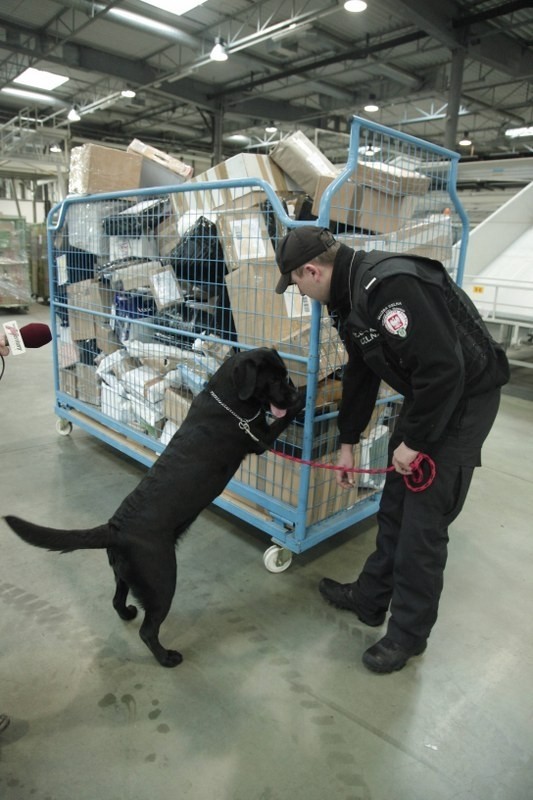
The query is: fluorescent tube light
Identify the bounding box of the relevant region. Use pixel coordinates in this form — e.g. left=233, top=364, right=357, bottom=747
left=505, top=126, right=533, bottom=139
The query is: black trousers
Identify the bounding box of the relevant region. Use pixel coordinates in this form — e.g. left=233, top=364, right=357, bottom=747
left=353, top=388, right=502, bottom=650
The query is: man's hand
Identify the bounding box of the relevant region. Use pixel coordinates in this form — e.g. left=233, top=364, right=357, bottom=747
left=336, top=443, right=355, bottom=489
left=392, top=442, right=420, bottom=475
left=0, top=334, right=10, bottom=358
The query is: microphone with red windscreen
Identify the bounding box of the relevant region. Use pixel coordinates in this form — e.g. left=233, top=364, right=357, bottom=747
left=2, top=320, right=52, bottom=355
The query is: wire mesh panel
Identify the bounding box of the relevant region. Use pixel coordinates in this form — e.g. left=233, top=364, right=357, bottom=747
left=312, top=117, right=468, bottom=283
left=48, top=116, right=467, bottom=558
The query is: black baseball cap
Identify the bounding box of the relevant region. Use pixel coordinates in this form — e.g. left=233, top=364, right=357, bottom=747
left=275, top=226, right=336, bottom=294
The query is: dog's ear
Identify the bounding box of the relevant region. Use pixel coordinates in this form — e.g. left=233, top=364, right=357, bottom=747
left=233, top=355, right=258, bottom=400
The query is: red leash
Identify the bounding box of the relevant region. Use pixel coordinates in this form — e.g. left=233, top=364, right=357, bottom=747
left=271, top=450, right=436, bottom=492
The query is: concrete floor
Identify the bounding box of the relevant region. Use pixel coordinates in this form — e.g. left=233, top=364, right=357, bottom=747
left=1, top=302, right=533, bottom=800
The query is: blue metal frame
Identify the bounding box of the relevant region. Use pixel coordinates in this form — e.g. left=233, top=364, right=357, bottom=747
left=47, top=115, right=469, bottom=555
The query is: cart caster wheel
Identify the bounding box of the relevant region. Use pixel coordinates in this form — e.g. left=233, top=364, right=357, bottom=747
left=263, top=545, right=293, bottom=573
left=56, top=419, right=72, bottom=436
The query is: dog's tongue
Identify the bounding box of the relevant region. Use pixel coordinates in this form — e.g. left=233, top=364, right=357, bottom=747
left=270, top=403, right=287, bottom=419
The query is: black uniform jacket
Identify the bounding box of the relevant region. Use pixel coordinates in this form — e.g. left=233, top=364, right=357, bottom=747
left=328, top=244, right=509, bottom=453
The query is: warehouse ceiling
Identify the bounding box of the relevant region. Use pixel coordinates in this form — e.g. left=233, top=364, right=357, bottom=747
left=0, top=0, right=532, bottom=180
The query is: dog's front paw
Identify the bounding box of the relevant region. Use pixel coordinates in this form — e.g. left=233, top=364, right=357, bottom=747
left=158, top=649, right=183, bottom=668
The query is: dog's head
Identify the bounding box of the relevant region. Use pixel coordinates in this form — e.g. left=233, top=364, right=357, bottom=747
left=232, top=348, right=303, bottom=418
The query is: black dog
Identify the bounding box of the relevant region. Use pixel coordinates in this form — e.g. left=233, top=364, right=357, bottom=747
left=4, top=348, right=304, bottom=667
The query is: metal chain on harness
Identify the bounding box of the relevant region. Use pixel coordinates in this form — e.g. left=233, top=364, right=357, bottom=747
left=209, top=390, right=262, bottom=442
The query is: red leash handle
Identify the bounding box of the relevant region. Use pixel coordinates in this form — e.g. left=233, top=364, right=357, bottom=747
left=271, top=450, right=436, bottom=492
left=403, top=452, right=436, bottom=492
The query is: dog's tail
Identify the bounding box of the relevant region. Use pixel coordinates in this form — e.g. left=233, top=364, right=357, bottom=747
left=3, top=515, right=115, bottom=554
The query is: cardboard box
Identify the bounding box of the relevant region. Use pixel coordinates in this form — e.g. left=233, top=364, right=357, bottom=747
left=170, top=186, right=215, bottom=218
left=68, top=144, right=143, bottom=195
left=270, top=130, right=338, bottom=195
left=387, top=219, right=453, bottom=261
left=66, top=279, right=97, bottom=341
left=312, top=176, right=417, bottom=234
left=233, top=453, right=261, bottom=490
left=127, top=138, right=194, bottom=184
left=257, top=449, right=358, bottom=526
left=335, top=218, right=453, bottom=262
left=212, top=152, right=299, bottom=197
left=95, top=320, right=122, bottom=354
left=355, top=161, right=430, bottom=196
left=279, top=320, right=346, bottom=388
left=172, top=153, right=299, bottom=216
left=225, top=258, right=311, bottom=349
left=59, top=368, right=77, bottom=397
left=217, top=210, right=276, bottom=270
left=274, top=411, right=339, bottom=461
left=90, top=280, right=114, bottom=314
left=156, top=214, right=181, bottom=256
left=106, top=259, right=164, bottom=291
left=75, top=363, right=101, bottom=405
left=163, top=387, right=193, bottom=426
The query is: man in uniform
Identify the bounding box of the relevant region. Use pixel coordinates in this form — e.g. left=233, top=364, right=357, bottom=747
left=275, top=226, right=509, bottom=673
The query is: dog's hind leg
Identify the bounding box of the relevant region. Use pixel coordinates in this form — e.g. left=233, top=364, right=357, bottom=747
left=107, top=549, right=138, bottom=621
left=134, top=548, right=182, bottom=668
left=139, top=603, right=183, bottom=668
left=112, top=578, right=138, bottom=621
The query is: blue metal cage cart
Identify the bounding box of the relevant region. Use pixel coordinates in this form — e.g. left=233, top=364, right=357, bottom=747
left=47, top=116, right=468, bottom=571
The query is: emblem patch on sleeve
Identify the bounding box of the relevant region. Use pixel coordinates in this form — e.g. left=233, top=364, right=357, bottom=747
left=378, top=303, right=410, bottom=338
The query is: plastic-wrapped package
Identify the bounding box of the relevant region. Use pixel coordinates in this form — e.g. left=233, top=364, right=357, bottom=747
left=0, top=265, right=32, bottom=308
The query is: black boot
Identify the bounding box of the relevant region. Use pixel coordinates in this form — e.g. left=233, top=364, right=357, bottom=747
left=319, top=578, right=386, bottom=626
left=362, top=636, right=427, bottom=673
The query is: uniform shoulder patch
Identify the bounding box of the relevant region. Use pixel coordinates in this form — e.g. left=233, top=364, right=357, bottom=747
left=377, top=302, right=410, bottom=338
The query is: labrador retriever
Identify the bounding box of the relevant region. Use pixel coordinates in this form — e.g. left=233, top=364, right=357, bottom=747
left=4, top=347, right=304, bottom=667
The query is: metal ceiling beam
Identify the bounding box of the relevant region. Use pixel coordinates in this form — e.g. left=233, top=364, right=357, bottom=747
left=213, top=30, right=427, bottom=97
left=392, top=0, right=533, bottom=78
left=387, top=0, right=462, bottom=49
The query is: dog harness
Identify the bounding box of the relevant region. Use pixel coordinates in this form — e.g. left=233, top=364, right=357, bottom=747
left=209, top=390, right=262, bottom=442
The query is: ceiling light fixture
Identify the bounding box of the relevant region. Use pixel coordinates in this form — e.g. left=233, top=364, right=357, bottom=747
left=358, top=144, right=381, bottom=157
left=459, top=132, right=472, bottom=146
left=265, top=122, right=278, bottom=134
left=50, top=144, right=62, bottom=153
left=344, top=1, right=368, bottom=12
left=67, top=107, right=81, bottom=122
left=138, top=0, right=207, bottom=15
left=121, top=89, right=136, bottom=98
left=210, top=36, right=228, bottom=62
left=504, top=125, right=533, bottom=139
left=14, top=67, right=69, bottom=91
left=364, top=94, right=379, bottom=113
